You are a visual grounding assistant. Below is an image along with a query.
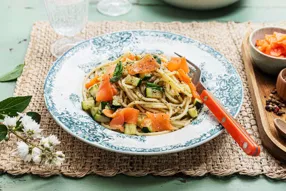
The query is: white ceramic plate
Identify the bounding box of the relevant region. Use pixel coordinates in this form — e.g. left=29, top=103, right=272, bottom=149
left=44, top=30, right=243, bottom=155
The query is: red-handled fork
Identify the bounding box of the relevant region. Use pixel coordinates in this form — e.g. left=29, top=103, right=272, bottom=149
left=175, top=52, right=260, bottom=156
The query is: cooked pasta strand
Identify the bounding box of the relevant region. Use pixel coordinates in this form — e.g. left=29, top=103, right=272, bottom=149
left=82, top=52, right=202, bottom=136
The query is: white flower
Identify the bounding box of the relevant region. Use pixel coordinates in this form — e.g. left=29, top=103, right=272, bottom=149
left=40, top=135, right=60, bottom=150
left=45, top=151, right=65, bottom=167
left=3, top=116, right=17, bottom=127
left=32, top=147, right=42, bottom=164
left=47, top=135, right=60, bottom=146
left=19, top=114, right=42, bottom=138
left=54, top=151, right=65, bottom=166
left=23, top=121, right=42, bottom=138
left=20, top=115, right=34, bottom=127
left=17, top=141, right=29, bottom=157
left=20, top=115, right=37, bottom=128
left=17, top=141, right=32, bottom=162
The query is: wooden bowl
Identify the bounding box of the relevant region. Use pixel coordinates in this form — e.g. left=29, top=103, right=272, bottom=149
left=249, top=27, right=286, bottom=75
left=276, top=68, right=286, bottom=101
left=274, top=118, right=286, bottom=139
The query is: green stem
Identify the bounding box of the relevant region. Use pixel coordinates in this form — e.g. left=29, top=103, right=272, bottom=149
left=2, top=122, right=56, bottom=158
left=10, top=130, right=58, bottom=163
left=9, top=130, right=41, bottom=150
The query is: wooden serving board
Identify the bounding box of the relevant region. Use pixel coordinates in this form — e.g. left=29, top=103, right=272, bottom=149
left=242, top=31, right=286, bottom=161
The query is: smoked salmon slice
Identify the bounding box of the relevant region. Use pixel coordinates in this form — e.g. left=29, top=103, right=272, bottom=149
left=104, top=108, right=140, bottom=132
left=146, top=112, right=173, bottom=132
left=96, top=74, right=116, bottom=102
left=110, top=111, right=125, bottom=132
left=127, top=54, right=159, bottom=75
left=256, top=32, right=286, bottom=58
left=122, top=108, right=139, bottom=124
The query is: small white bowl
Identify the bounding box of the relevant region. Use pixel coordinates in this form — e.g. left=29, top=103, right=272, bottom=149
left=249, top=27, right=286, bottom=75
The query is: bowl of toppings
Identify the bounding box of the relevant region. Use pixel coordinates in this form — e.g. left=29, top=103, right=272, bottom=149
left=249, top=27, right=286, bottom=75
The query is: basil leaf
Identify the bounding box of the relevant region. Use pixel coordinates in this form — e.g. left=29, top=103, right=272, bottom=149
left=27, top=112, right=41, bottom=123
left=110, top=61, right=123, bottom=83
left=146, top=82, right=164, bottom=92
left=0, top=64, right=24, bottom=82
left=0, top=96, right=32, bottom=115
left=0, top=125, right=8, bottom=141
left=153, top=55, right=161, bottom=64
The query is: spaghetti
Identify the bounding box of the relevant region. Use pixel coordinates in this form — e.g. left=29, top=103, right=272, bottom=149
left=81, top=52, right=203, bottom=135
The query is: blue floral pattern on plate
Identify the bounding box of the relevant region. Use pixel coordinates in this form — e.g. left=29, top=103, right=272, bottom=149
left=44, top=30, right=243, bottom=155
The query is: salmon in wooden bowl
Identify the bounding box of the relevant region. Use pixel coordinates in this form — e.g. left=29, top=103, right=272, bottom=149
left=44, top=30, right=244, bottom=155
left=249, top=27, right=286, bottom=75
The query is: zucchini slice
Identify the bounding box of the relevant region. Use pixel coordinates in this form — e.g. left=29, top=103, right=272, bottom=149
left=89, top=84, right=99, bottom=98
left=146, top=88, right=163, bottom=98
left=125, top=75, right=141, bottom=86
left=82, top=98, right=95, bottom=111
left=94, top=114, right=111, bottom=123
left=124, top=124, right=137, bottom=135
left=90, top=107, right=99, bottom=117
left=188, top=107, right=198, bottom=118
left=194, top=98, right=203, bottom=110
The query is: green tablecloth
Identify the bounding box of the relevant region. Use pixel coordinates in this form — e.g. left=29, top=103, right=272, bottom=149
left=1, top=0, right=286, bottom=190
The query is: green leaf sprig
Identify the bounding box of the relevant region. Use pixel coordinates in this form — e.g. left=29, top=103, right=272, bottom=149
left=0, top=96, right=65, bottom=166
left=0, top=96, right=32, bottom=119
left=110, top=61, right=123, bottom=83
left=0, top=96, right=34, bottom=140
left=0, top=125, right=8, bottom=141
left=27, top=112, right=41, bottom=123
left=0, top=64, right=24, bottom=82
left=153, top=55, right=161, bottom=64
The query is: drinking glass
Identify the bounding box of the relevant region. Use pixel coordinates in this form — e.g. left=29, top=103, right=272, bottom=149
left=44, top=0, right=89, bottom=58
left=97, top=0, right=132, bottom=16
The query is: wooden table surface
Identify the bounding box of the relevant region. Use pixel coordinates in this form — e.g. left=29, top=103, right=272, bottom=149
left=0, top=0, right=286, bottom=190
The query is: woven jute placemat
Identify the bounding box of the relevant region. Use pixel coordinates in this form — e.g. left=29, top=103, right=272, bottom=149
left=1, top=21, right=286, bottom=178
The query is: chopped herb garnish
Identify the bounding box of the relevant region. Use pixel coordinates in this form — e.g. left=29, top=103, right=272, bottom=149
left=153, top=55, right=162, bottom=64
left=100, top=101, right=110, bottom=110
left=142, top=76, right=152, bottom=81
left=110, top=61, right=123, bottom=83
left=146, top=82, right=164, bottom=92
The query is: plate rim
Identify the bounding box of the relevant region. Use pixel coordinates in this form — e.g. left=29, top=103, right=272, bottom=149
left=44, top=29, right=244, bottom=155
